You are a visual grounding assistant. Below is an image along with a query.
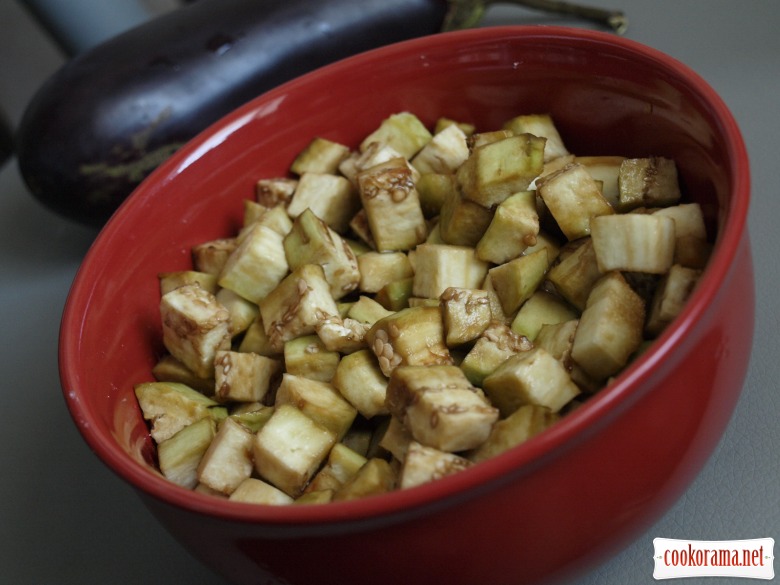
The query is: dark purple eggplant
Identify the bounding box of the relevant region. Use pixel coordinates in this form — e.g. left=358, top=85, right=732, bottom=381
left=15, top=0, right=448, bottom=226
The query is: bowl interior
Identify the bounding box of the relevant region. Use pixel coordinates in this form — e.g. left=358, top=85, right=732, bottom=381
left=60, top=26, right=748, bottom=523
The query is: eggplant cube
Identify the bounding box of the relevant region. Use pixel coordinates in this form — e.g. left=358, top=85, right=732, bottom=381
left=274, top=373, right=357, bottom=441
left=653, top=203, right=711, bottom=268
left=340, top=141, right=409, bottom=184
left=253, top=403, right=336, bottom=498
left=315, top=316, right=370, bottom=354
left=347, top=295, right=394, bottom=325
left=618, top=156, right=681, bottom=210
left=475, top=190, right=540, bottom=264
left=283, top=334, right=340, bottom=382
left=457, top=133, right=546, bottom=208
left=487, top=248, right=549, bottom=315
left=439, top=287, right=492, bottom=346
left=510, top=289, right=578, bottom=342
left=399, top=442, right=472, bottom=489
left=356, top=251, right=414, bottom=294
left=357, top=157, right=428, bottom=252
left=191, top=237, right=237, bottom=276
left=286, top=172, right=359, bottom=234
left=157, top=417, right=216, bottom=489
left=570, top=271, right=646, bottom=380
left=468, top=404, right=559, bottom=463
left=196, top=417, right=255, bottom=495
left=283, top=208, right=360, bottom=299
left=159, top=270, right=217, bottom=296
left=134, top=381, right=219, bottom=443
left=290, top=137, right=350, bottom=175
left=503, top=113, right=569, bottom=162
left=214, top=350, right=280, bottom=403
left=590, top=213, right=676, bottom=274
left=331, top=349, right=389, bottom=419
left=386, top=365, right=499, bottom=452
left=575, top=156, right=625, bottom=207
left=241, top=202, right=292, bottom=236
left=259, top=264, right=340, bottom=352
left=483, top=346, right=581, bottom=416
left=459, top=321, right=533, bottom=387
left=360, top=111, right=432, bottom=159
left=332, top=458, right=396, bottom=501
left=378, top=416, right=414, bottom=462
left=215, top=288, right=259, bottom=337
left=645, top=264, right=702, bottom=336
left=366, top=306, right=452, bottom=376
left=229, top=478, right=294, bottom=505
left=306, top=442, right=367, bottom=493
left=411, top=123, right=469, bottom=174
left=412, top=243, right=489, bottom=299
left=255, top=177, right=297, bottom=209
left=160, top=283, right=231, bottom=379
left=437, top=186, right=494, bottom=247
left=537, top=162, right=614, bottom=241
left=546, top=237, right=602, bottom=311
left=218, top=223, right=288, bottom=304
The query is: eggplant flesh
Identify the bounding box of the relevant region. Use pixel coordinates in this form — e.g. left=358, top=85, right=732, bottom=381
left=16, top=0, right=447, bottom=226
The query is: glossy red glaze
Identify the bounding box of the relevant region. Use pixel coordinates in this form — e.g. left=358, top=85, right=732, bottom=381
left=60, top=26, right=752, bottom=585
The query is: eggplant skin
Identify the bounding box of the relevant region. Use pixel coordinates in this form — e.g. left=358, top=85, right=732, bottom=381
left=15, top=0, right=447, bottom=227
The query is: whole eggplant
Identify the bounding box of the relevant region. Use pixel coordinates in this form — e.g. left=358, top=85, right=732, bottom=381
left=16, top=0, right=447, bottom=226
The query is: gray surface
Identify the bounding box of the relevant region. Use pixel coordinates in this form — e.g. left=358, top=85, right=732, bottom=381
left=0, top=1, right=777, bottom=583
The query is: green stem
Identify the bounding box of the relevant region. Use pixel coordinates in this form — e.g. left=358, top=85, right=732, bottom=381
left=443, top=0, right=628, bottom=35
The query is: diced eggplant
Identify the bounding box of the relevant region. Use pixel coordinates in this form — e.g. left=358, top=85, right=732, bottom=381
left=386, top=365, right=499, bottom=452
left=439, top=287, right=492, bottom=347
left=290, top=137, right=351, bottom=176
left=218, top=224, right=289, bottom=304
left=618, top=156, right=682, bottom=210
left=412, top=243, right=489, bottom=299
left=259, top=264, right=341, bottom=352
left=159, top=284, right=232, bottom=379
left=229, top=478, right=294, bottom=505
left=366, top=306, right=452, bottom=376
left=570, top=271, right=646, bottom=381
left=356, top=157, right=428, bottom=252
left=157, top=417, right=217, bottom=489
left=537, top=162, right=614, bottom=240
left=332, top=458, right=396, bottom=501
left=590, top=213, right=676, bottom=274
left=457, top=133, right=546, bottom=208
left=476, top=191, right=540, bottom=264
left=214, top=350, right=281, bottom=403
left=253, top=404, right=336, bottom=498
left=274, top=374, right=358, bottom=441
left=283, top=335, right=340, bottom=383
left=196, top=417, right=255, bottom=495
left=286, top=172, right=360, bottom=234
left=483, top=346, right=581, bottom=416
left=488, top=248, right=549, bottom=315
left=283, top=208, right=360, bottom=300
left=459, top=321, right=532, bottom=387
left=134, top=381, right=220, bottom=443
left=468, top=404, right=559, bottom=463
left=399, top=442, right=472, bottom=489
left=502, top=113, right=570, bottom=162
left=360, top=112, right=432, bottom=160
left=411, top=123, right=469, bottom=174
left=510, top=289, right=578, bottom=342
left=331, top=349, right=390, bottom=419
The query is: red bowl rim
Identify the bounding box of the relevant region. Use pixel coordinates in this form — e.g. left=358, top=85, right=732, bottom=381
left=60, top=25, right=750, bottom=527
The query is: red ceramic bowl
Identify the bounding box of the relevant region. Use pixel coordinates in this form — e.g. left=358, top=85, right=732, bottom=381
left=60, top=26, right=752, bottom=585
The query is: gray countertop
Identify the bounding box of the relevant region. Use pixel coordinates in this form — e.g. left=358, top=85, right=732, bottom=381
left=0, top=1, right=777, bottom=583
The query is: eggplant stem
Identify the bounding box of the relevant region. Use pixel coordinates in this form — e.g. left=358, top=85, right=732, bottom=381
left=442, top=0, right=628, bottom=35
